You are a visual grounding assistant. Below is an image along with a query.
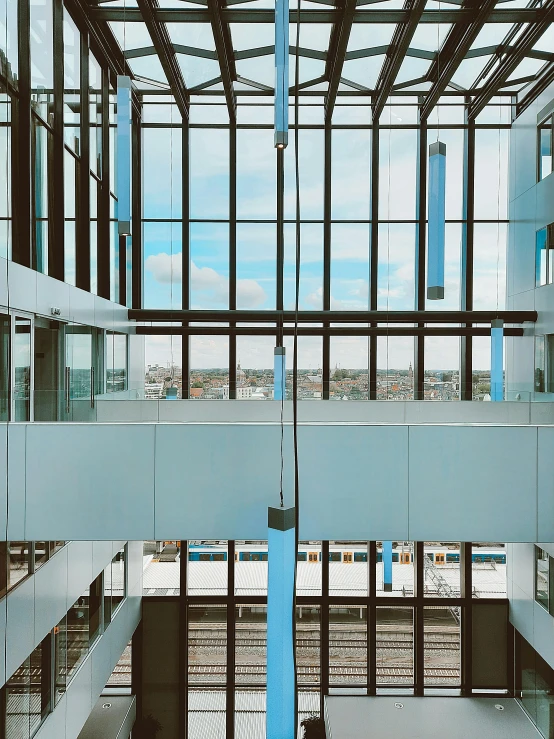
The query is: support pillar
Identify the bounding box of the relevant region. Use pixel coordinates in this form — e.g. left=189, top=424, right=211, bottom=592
left=267, top=506, right=296, bottom=739
left=383, top=540, right=393, bottom=592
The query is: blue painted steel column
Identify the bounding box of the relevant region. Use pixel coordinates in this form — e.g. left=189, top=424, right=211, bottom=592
left=117, top=75, right=132, bottom=236
left=427, top=141, right=446, bottom=300
left=267, top=506, right=296, bottom=739
left=274, top=0, right=289, bottom=148
left=274, top=347, right=286, bottom=400
left=383, top=541, right=393, bottom=592
left=491, top=319, right=504, bottom=401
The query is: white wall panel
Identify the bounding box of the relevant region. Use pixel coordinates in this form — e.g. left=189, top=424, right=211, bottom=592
left=5, top=576, right=35, bottom=679
left=36, top=272, right=71, bottom=321
left=64, top=658, right=93, bottom=739
left=155, top=423, right=289, bottom=539
left=537, top=428, right=554, bottom=541
left=7, top=424, right=26, bottom=539
left=408, top=426, right=537, bottom=541
left=24, top=424, right=156, bottom=540
left=297, top=425, right=409, bottom=541
left=34, top=546, right=69, bottom=645
left=6, top=261, right=37, bottom=314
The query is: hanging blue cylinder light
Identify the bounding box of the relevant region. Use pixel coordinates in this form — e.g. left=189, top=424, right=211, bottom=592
left=274, top=347, right=286, bottom=400
left=491, top=319, right=504, bottom=401
left=117, top=75, right=132, bottom=236
left=274, top=0, right=289, bottom=148
left=267, top=506, right=296, bottom=739
left=427, top=141, right=446, bottom=300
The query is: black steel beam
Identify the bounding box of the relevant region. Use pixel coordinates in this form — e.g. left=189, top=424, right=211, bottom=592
left=129, top=308, right=537, bottom=323
left=419, top=0, right=497, bottom=122
left=65, top=0, right=141, bottom=115
left=324, top=0, right=357, bottom=123
left=135, top=325, right=525, bottom=337
left=207, top=0, right=237, bottom=121
left=468, top=0, right=554, bottom=119
left=52, top=0, right=65, bottom=282
left=516, top=60, right=554, bottom=119
left=91, top=7, right=549, bottom=23
left=136, top=0, right=190, bottom=121
left=77, top=31, right=91, bottom=292
left=13, top=0, right=31, bottom=268
left=372, top=0, right=427, bottom=122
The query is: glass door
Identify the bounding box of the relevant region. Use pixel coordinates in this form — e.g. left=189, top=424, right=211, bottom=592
left=34, top=318, right=63, bottom=421
left=64, top=324, right=93, bottom=421
left=13, top=316, right=32, bottom=421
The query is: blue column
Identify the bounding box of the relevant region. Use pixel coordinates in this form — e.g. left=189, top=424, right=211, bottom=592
left=117, top=75, right=132, bottom=236
left=267, top=506, right=296, bottom=739
left=274, top=347, right=286, bottom=401
left=274, top=0, right=289, bottom=148
left=491, top=319, right=504, bottom=401
left=427, top=141, right=446, bottom=300
left=383, top=541, right=393, bottom=592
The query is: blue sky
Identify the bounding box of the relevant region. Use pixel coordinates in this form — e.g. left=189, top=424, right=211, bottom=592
left=142, top=103, right=508, bottom=369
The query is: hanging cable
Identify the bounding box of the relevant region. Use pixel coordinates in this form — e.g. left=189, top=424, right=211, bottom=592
left=293, top=0, right=301, bottom=723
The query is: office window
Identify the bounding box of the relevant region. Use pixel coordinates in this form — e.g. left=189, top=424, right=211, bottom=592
left=4, top=637, right=51, bottom=739
left=535, top=547, right=549, bottom=610
left=89, top=572, right=103, bottom=645
left=104, top=546, right=127, bottom=626
left=536, top=225, right=554, bottom=286
left=106, top=332, right=128, bottom=393
left=538, top=114, right=553, bottom=181
left=534, top=335, right=554, bottom=393
left=66, top=590, right=90, bottom=679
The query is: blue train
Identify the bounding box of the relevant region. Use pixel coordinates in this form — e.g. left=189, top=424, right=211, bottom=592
left=184, top=544, right=506, bottom=565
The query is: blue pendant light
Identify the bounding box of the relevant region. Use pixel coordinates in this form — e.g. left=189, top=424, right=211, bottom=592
left=274, top=347, right=286, bottom=400
left=274, top=0, right=289, bottom=148
left=117, top=75, right=132, bottom=236
left=491, top=319, right=504, bottom=401
left=427, top=141, right=446, bottom=300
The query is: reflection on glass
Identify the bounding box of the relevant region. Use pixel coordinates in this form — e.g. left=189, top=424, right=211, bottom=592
left=8, top=541, right=30, bottom=589
left=535, top=547, right=549, bottom=610
left=32, top=120, right=49, bottom=274
left=235, top=605, right=266, bottom=686
left=376, top=606, right=414, bottom=685
left=539, top=116, right=553, bottom=181
left=329, top=605, right=367, bottom=686
left=63, top=8, right=81, bottom=153
left=5, top=642, right=44, bottom=739
left=67, top=591, right=90, bottom=680
left=13, top=317, right=31, bottom=421
left=55, top=614, right=68, bottom=703
left=0, top=313, right=9, bottom=420
left=34, top=541, right=48, bottom=570
left=89, top=573, right=103, bottom=645
left=30, top=0, right=54, bottom=120
left=105, top=546, right=126, bottom=625
left=423, top=606, right=461, bottom=686
left=65, top=326, right=92, bottom=402
left=107, top=332, right=128, bottom=393
left=188, top=604, right=227, bottom=685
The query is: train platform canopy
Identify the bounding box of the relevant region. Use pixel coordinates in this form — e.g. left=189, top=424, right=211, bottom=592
left=142, top=559, right=507, bottom=598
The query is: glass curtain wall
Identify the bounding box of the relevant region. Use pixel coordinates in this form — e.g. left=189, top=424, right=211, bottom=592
left=140, top=540, right=508, bottom=736
left=142, top=97, right=510, bottom=400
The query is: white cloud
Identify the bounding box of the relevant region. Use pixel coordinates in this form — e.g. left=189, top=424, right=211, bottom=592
left=145, top=251, right=267, bottom=308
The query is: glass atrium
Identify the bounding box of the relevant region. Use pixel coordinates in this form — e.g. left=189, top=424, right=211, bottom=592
left=0, top=0, right=554, bottom=737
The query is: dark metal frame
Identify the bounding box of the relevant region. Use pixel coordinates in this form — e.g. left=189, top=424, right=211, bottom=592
left=174, top=539, right=509, bottom=739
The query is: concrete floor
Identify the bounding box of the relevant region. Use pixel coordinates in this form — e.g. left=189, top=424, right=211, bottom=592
left=325, top=696, right=541, bottom=739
